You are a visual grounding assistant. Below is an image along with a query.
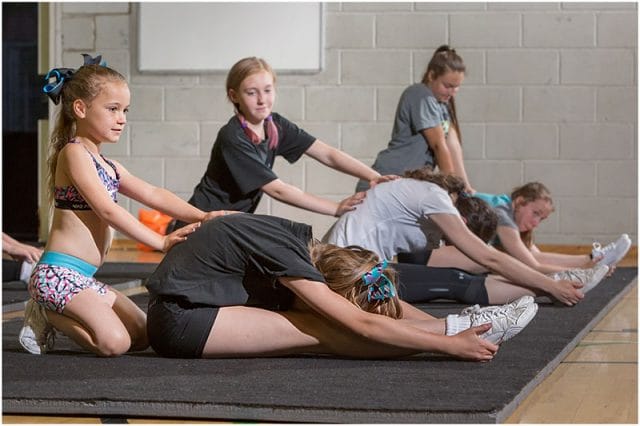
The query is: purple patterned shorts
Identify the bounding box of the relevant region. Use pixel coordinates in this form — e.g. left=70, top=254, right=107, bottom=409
left=28, top=263, right=109, bottom=314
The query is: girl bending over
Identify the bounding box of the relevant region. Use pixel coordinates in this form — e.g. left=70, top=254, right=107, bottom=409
left=146, top=214, right=537, bottom=361
left=326, top=168, right=584, bottom=306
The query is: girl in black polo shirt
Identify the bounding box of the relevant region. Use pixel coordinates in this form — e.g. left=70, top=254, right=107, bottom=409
left=173, top=57, right=396, bottom=230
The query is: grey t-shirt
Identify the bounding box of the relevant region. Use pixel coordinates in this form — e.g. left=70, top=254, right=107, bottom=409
left=356, top=83, right=451, bottom=192
left=324, top=178, right=459, bottom=260
left=494, top=202, right=517, bottom=229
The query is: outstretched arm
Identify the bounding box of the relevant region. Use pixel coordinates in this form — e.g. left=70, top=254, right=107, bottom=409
left=279, top=276, right=498, bottom=361
left=304, top=140, right=398, bottom=187
left=62, top=147, right=199, bottom=252
left=115, top=161, right=225, bottom=223
left=497, top=226, right=571, bottom=274
left=262, top=178, right=365, bottom=217
left=431, top=213, right=584, bottom=306
left=445, top=127, right=474, bottom=194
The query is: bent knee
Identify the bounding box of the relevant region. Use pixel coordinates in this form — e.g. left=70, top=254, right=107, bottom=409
left=95, top=330, right=131, bottom=357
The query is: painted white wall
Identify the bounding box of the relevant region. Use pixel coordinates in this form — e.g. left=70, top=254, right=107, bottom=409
left=52, top=2, right=637, bottom=244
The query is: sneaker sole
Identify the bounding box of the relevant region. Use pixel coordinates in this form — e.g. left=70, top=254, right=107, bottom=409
left=583, top=265, right=610, bottom=294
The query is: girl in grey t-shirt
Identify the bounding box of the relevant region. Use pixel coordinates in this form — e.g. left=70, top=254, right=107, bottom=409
left=329, top=169, right=584, bottom=307
left=356, top=45, right=474, bottom=194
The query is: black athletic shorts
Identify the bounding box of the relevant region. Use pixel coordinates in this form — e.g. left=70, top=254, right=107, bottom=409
left=147, top=295, right=218, bottom=358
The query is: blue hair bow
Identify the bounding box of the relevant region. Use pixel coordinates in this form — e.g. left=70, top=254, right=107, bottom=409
left=42, top=53, right=107, bottom=104
left=43, top=67, right=75, bottom=105
left=361, top=259, right=397, bottom=302
left=81, top=53, right=106, bottom=67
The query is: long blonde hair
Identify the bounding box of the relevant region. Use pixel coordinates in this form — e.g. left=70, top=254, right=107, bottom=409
left=308, top=242, right=403, bottom=319
left=46, top=64, right=126, bottom=205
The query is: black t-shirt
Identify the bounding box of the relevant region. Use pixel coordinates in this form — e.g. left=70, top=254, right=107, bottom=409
left=187, top=113, right=316, bottom=213
left=146, top=214, right=326, bottom=310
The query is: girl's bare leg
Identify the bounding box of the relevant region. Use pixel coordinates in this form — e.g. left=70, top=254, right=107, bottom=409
left=110, top=290, right=148, bottom=351
left=203, top=304, right=444, bottom=359
left=428, top=245, right=488, bottom=274
left=531, top=246, right=593, bottom=269
left=485, top=274, right=538, bottom=304
left=46, top=288, right=147, bottom=356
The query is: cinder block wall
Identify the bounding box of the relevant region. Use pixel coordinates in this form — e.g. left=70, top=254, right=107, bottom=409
left=53, top=2, right=637, bottom=244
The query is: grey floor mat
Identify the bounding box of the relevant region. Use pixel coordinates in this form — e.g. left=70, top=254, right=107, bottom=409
left=2, top=268, right=636, bottom=423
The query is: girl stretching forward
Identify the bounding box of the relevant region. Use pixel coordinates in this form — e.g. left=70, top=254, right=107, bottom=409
left=433, top=183, right=631, bottom=280
left=356, top=45, right=473, bottom=193
left=173, top=57, right=395, bottom=230
left=397, top=181, right=628, bottom=302
left=325, top=168, right=585, bottom=306
left=20, top=54, right=224, bottom=356
left=146, top=213, right=537, bottom=360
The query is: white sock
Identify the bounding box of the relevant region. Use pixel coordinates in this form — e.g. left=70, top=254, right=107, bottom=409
left=19, top=261, right=34, bottom=282
left=446, top=314, right=472, bottom=336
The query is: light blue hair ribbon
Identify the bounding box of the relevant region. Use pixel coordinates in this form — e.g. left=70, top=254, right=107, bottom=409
left=361, top=259, right=397, bottom=302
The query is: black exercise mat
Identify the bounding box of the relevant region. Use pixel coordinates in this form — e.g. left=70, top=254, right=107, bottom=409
left=2, top=268, right=636, bottom=423
left=3, top=281, right=30, bottom=306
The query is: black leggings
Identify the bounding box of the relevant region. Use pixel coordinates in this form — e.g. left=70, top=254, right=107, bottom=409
left=393, top=263, right=489, bottom=305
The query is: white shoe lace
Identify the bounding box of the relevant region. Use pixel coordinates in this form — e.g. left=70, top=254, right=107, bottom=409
left=461, top=295, right=533, bottom=317
left=552, top=268, right=591, bottom=284
left=468, top=305, right=518, bottom=325
left=592, top=241, right=606, bottom=257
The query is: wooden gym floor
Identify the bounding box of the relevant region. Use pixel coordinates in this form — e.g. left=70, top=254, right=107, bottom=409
left=3, top=243, right=637, bottom=424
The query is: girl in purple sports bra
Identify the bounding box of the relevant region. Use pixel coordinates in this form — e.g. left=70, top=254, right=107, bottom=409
left=19, top=54, right=230, bottom=357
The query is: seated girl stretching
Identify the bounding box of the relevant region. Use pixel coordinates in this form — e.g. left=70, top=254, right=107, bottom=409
left=20, top=54, right=225, bottom=356
left=323, top=168, right=585, bottom=306
left=466, top=183, right=631, bottom=275
left=145, top=213, right=538, bottom=361
left=422, top=183, right=630, bottom=294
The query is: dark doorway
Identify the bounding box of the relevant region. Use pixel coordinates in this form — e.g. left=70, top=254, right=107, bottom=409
left=3, top=3, right=47, bottom=241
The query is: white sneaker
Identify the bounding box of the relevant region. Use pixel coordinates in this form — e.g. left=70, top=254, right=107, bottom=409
left=18, top=299, right=56, bottom=355
left=592, top=234, right=632, bottom=268
left=461, top=295, right=538, bottom=344
left=549, top=264, right=609, bottom=294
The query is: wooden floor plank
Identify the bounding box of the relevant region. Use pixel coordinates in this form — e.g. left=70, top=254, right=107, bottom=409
left=506, top=280, right=638, bottom=423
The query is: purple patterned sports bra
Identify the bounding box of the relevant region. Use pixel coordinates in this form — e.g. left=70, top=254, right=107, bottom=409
left=54, top=140, right=120, bottom=210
